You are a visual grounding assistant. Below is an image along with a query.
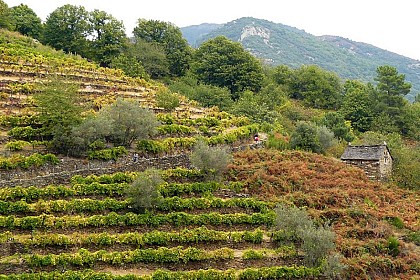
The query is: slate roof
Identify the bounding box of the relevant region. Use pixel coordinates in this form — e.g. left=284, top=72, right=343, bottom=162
left=340, top=144, right=391, bottom=161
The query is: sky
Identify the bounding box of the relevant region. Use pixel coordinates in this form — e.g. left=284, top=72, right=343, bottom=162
left=4, top=0, right=420, bottom=60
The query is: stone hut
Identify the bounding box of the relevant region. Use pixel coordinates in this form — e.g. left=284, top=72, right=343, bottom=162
left=340, top=143, right=392, bottom=181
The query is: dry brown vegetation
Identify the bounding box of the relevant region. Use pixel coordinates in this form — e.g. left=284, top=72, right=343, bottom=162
left=227, top=148, right=420, bottom=279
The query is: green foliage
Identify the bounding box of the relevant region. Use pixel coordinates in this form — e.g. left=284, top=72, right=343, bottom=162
left=321, top=253, right=347, bottom=280
left=274, top=204, right=337, bottom=267
left=384, top=216, right=405, bottom=229
left=4, top=140, right=30, bottom=151
left=317, top=125, right=337, bottom=154
left=386, top=236, right=400, bottom=257
left=88, top=9, right=127, bottom=67
left=371, top=66, right=412, bottom=134
left=192, top=36, right=264, bottom=100
left=266, top=133, right=290, bottom=151
left=169, top=77, right=234, bottom=111
left=274, top=204, right=314, bottom=237
left=112, top=39, right=168, bottom=79
left=189, top=140, right=232, bottom=179
left=406, top=231, right=420, bottom=246
left=320, top=111, right=355, bottom=141
left=289, top=65, right=343, bottom=109
left=0, top=0, right=12, bottom=29
left=133, top=19, right=191, bottom=77
left=34, top=77, right=83, bottom=153
left=340, top=80, right=374, bottom=132
left=229, top=90, right=279, bottom=123
left=110, top=51, right=149, bottom=79
left=8, top=126, right=39, bottom=141
left=0, top=153, right=59, bottom=170
left=43, top=4, right=90, bottom=55
left=300, top=224, right=336, bottom=267
left=156, top=88, right=180, bottom=112
left=125, top=169, right=164, bottom=213
left=94, top=99, right=159, bottom=147
left=87, top=146, right=127, bottom=160
left=9, top=4, right=43, bottom=40
left=290, top=121, right=321, bottom=153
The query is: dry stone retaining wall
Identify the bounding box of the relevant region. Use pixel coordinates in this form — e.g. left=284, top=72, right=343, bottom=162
left=0, top=142, right=264, bottom=188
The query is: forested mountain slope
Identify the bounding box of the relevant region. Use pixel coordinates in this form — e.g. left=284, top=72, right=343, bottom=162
left=182, top=17, right=420, bottom=101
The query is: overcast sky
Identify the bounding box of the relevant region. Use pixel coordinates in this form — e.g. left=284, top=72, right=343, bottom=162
left=4, top=0, right=420, bottom=60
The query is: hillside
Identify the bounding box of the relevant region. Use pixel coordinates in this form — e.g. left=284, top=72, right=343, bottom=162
left=0, top=30, right=419, bottom=280
left=181, top=17, right=420, bottom=101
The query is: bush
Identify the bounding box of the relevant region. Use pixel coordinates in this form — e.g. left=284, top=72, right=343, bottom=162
left=274, top=204, right=337, bottom=267
left=300, top=224, right=336, bottom=267
left=156, top=89, right=180, bottom=112
left=87, top=146, right=128, bottom=161
left=125, top=169, right=164, bottom=213
left=321, top=253, right=347, bottom=279
left=189, top=140, right=232, bottom=180
left=290, top=121, right=321, bottom=153
left=385, top=216, right=405, bottom=229
left=387, top=236, right=400, bottom=257
left=5, top=140, right=30, bottom=151
left=274, top=204, right=314, bottom=236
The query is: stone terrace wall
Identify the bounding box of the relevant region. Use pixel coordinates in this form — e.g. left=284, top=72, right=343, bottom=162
left=0, top=154, right=190, bottom=188
left=0, top=142, right=264, bottom=188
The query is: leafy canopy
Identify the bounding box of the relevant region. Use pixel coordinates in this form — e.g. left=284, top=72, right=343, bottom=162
left=133, top=19, right=191, bottom=77
left=9, top=4, right=43, bottom=40
left=192, top=36, right=264, bottom=100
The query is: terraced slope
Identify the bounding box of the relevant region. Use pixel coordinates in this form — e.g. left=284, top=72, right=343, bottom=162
left=0, top=169, right=321, bottom=279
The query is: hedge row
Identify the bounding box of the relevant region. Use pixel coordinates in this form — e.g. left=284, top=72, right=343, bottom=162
left=0, top=181, right=241, bottom=202
left=0, top=153, right=58, bottom=170
left=0, top=266, right=321, bottom=279
left=0, top=211, right=276, bottom=229
left=0, top=196, right=271, bottom=215
left=0, top=227, right=266, bottom=247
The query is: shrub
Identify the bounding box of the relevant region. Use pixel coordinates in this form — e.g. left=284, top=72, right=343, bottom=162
left=387, top=236, right=400, bottom=257
left=266, top=132, right=290, bottom=151
left=385, top=216, right=405, bottom=229
left=274, top=204, right=313, bottom=237
left=156, top=89, right=180, bottom=112
left=125, top=169, right=164, bottom=213
left=300, top=224, right=336, bottom=267
left=274, top=204, right=337, bottom=267
left=290, top=121, right=321, bottom=153
left=189, top=140, right=232, bottom=180
left=321, top=253, right=347, bottom=279
left=5, top=140, right=30, bottom=151
left=87, top=146, right=128, bottom=161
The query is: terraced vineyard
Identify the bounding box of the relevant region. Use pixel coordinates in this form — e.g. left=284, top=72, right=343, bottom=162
left=0, top=30, right=259, bottom=173
left=0, top=168, right=324, bottom=279
left=1, top=30, right=419, bottom=280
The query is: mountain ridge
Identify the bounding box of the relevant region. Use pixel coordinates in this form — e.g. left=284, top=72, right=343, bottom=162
left=181, top=17, right=419, bottom=101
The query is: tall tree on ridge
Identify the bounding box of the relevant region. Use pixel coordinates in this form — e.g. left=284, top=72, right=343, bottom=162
left=9, top=4, right=43, bottom=40
left=133, top=19, right=192, bottom=77
left=43, top=4, right=90, bottom=56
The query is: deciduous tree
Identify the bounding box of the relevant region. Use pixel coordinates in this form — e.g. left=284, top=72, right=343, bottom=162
left=0, top=0, right=12, bottom=30
left=43, top=4, right=90, bottom=56
left=34, top=77, right=83, bottom=153
left=290, top=65, right=343, bottom=109
left=133, top=19, right=191, bottom=77
left=9, top=4, right=43, bottom=40
left=192, top=36, right=264, bottom=100
left=88, top=9, right=127, bottom=67
left=339, top=80, right=374, bottom=132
